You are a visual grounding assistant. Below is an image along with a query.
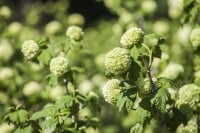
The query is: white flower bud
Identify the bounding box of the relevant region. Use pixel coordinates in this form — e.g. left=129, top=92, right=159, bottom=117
left=0, top=67, right=14, bottom=81
left=66, top=26, right=84, bottom=41
left=45, top=20, right=62, bottom=35
left=67, top=13, right=85, bottom=26
left=49, top=85, right=66, bottom=101
left=21, top=40, right=39, bottom=59
left=49, top=56, right=69, bottom=76
left=102, top=79, right=121, bottom=104
left=105, top=47, right=131, bottom=75
left=0, top=40, right=13, bottom=62
left=23, top=81, right=42, bottom=96
left=190, top=28, right=200, bottom=49
left=7, top=22, right=22, bottom=36
left=0, top=6, right=11, bottom=19
left=120, top=27, right=144, bottom=49
left=160, top=63, right=184, bottom=80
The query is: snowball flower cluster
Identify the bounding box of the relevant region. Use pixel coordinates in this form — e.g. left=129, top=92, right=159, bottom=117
left=176, top=84, right=200, bottom=110
left=160, top=63, right=184, bottom=80
left=120, top=27, right=144, bottom=49
left=66, top=26, right=84, bottom=41
left=0, top=40, right=13, bottom=62
left=176, top=117, right=198, bottom=133
left=49, top=56, right=69, bottom=76
left=21, top=40, right=39, bottom=59
left=23, top=81, right=42, bottom=96
left=7, top=22, right=22, bottom=36
left=190, top=27, right=200, bottom=49
left=102, top=79, right=121, bottom=104
left=0, top=6, right=11, bottom=19
left=105, top=47, right=131, bottom=75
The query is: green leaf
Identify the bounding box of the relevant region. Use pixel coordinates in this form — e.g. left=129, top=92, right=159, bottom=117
left=14, top=125, right=33, bottom=133
left=5, top=109, right=29, bottom=124
left=70, top=66, right=85, bottom=74
left=130, top=123, right=143, bottom=133
left=55, top=95, right=74, bottom=108
left=36, top=36, right=50, bottom=48
left=39, top=117, right=57, bottom=133
left=37, top=49, right=52, bottom=65
left=30, top=105, right=57, bottom=120
left=45, top=74, right=58, bottom=87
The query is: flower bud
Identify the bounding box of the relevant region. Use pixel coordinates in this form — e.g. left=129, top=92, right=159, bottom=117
left=141, top=0, right=157, bottom=15
left=176, top=84, right=200, bottom=111
left=0, top=6, right=11, bottom=19
left=120, top=27, right=144, bottom=49
left=0, top=67, right=14, bottom=81
left=139, top=78, right=157, bottom=95
left=67, top=13, right=85, bottom=26
left=7, top=22, right=22, bottom=36
left=45, top=20, right=62, bottom=35
left=21, top=40, right=39, bottom=59
left=190, top=28, right=200, bottom=49
left=0, top=40, right=13, bottom=62
left=102, top=79, right=121, bottom=104
left=23, top=81, right=42, bottom=96
left=66, top=26, right=84, bottom=41
left=105, top=47, right=131, bottom=75
left=49, top=56, right=69, bottom=76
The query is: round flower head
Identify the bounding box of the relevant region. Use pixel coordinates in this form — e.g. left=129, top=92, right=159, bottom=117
left=21, top=40, right=39, bottom=59
left=141, top=0, right=157, bottom=15
left=105, top=47, right=131, bottom=75
left=7, top=22, right=22, bottom=36
left=66, top=26, right=84, bottom=41
left=67, top=13, right=85, bottom=26
left=49, top=56, right=69, bottom=76
left=190, top=28, right=200, bottom=49
left=102, top=79, right=121, bottom=104
left=45, top=20, right=62, bottom=35
left=0, top=67, right=14, bottom=81
left=176, top=84, right=200, bottom=110
left=0, top=40, right=13, bottom=62
left=139, top=78, right=157, bottom=95
left=23, top=81, right=42, bottom=96
left=120, top=27, right=144, bottom=49
left=0, top=6, right=12, bottom=19
left=176, top=117, right=198, bottom=133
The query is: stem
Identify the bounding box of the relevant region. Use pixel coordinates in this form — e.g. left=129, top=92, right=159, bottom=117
left=63, top=78, right=69, bottom=94
left=141, top=56, right=156, bottom=93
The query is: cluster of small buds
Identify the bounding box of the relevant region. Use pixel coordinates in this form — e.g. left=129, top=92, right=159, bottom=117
left=190, top=27, right=200, bottom=49
left=176, top=84, right=200, bottom=110
left=139, top=78, right=157, bottom=95
left=102, top=79, right=121, bottom=104
left=21, top=40, right=39, bottom=59
left=105, top=47, right=131, bottom=75
left=49, top=56, right=69, bottom=76
left=66, top=26, right=84, bottom=41
left=23, top=81, right=42, bottom=96
left=176, top=117, right=198, bottom=133
left=120, top=27, right=144, bottom=49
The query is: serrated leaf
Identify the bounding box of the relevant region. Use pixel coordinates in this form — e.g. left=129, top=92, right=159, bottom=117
left=45, top=74, right=58, bottom=87
left=5, top=109, right=29, bottom=124
left=37, top=49, right=52, bottom=65
left=14, top=125, right=33, bottom=133
left=30, top=105, right=56, bottom=120
left=55, top=95, right=74, bottom=108
left=39, top=117, right=57, bottom=133
left=151, top=87, right=169, bottom=111
left=36, top=37, right=50, bottom=47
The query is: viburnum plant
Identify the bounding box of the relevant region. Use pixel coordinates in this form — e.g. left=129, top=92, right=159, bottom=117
left=102, top=27, right=200, bottom=132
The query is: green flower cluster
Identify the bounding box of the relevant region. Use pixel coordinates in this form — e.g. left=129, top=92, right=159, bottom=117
left=49, top=56, right=69, bottom=76
left=120, top=27, right=144, bottom=49
left=105, top=47, right=131, bottom=75
left=176, top=84, right=200, bottom=111
left=102, top=79, right=121, bottom=104
left=21, top=40, right=39, bottom=59
left=66, top=26, right=84, bottom=41
left=190, top=27, right=200, bottom=49
left=176, top=117, right=198, bottom=133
